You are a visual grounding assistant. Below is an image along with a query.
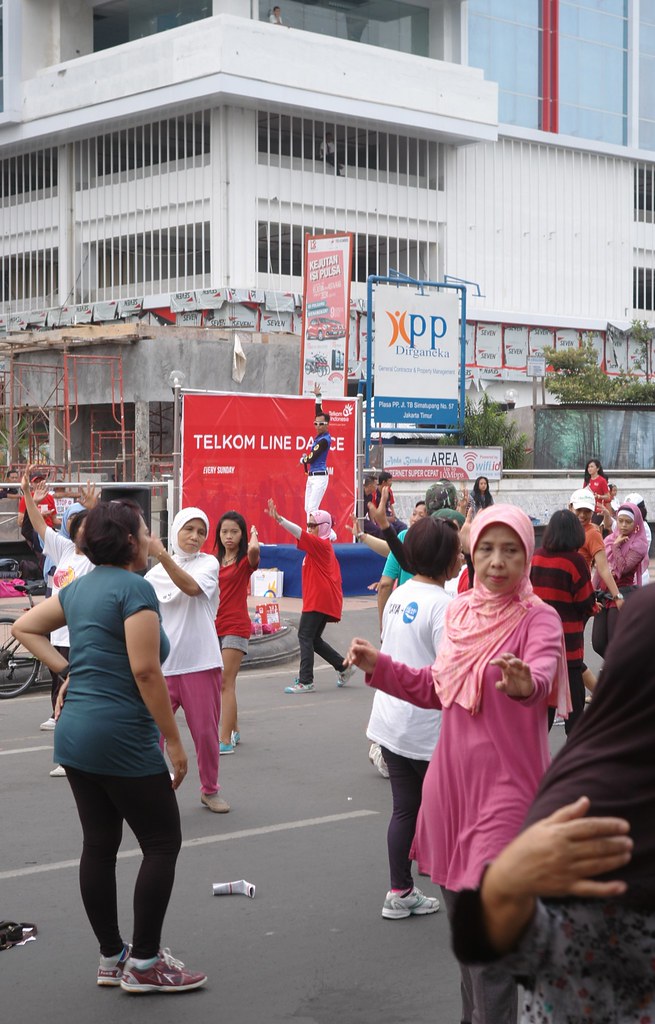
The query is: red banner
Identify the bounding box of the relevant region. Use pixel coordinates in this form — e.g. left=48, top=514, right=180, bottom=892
left=181, top=394, right=357, bottom=545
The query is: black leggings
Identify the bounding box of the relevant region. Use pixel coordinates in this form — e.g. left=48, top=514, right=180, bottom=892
left=380, top=746, right=429, bottom=891
left=548, top=664, right=585, bottom=737
left=297, top=611, right=345, bottom=684
left=65, top=767, right=181, bottom=960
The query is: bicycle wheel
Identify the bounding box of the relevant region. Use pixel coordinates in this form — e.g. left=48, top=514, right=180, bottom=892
left=0, top=618, right=41, bottom=698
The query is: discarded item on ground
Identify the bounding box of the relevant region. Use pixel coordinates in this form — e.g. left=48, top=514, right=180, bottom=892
left=212, top=880, right=256, bottom=898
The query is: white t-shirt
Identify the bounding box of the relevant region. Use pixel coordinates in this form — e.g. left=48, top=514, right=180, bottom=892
left=146, top=553, right=222, bottom=676
left=43, top=527, right=95, bottom=647
left=366, top=578, right=450, bottom=761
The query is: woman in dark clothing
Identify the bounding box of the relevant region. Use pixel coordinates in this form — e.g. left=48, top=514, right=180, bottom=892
left=530, top=510, right=596, bottom=736
left=467, top=476, right=494, bottom=518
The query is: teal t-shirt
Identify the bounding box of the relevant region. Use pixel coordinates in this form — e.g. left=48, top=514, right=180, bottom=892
left=56, top=566, right=170, bottom=777
left=382, top=529, right=412, bottom=586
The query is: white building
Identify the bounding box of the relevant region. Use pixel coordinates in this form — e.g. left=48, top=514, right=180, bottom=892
left=1, top=0, right=654, bottom=406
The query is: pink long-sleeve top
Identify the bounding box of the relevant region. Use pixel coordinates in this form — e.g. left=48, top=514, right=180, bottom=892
left=367, top=602, right=563, bottom=892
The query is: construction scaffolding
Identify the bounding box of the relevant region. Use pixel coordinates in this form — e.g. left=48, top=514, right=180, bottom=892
left=0, top=330, right=134, bottom=480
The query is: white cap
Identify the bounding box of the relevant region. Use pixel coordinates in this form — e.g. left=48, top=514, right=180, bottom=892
left=570, top=488, right=596, bottom=511
left=624, top=492, right=644, bottom=507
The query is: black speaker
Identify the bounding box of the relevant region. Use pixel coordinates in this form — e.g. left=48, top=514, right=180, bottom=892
left=100, top=486, right=151, bottom=527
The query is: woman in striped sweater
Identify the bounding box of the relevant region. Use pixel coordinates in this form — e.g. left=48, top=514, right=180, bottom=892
left=530, top=510, right=597, bottom=737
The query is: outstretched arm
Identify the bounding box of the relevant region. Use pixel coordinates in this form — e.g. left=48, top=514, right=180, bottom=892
left=477, top=797, right=632, bottom=955
left=266, top=498, right=302, bottom=539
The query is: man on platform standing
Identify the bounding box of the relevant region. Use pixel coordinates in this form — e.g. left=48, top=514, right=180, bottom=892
left=301, top=384, right=332, bottom=515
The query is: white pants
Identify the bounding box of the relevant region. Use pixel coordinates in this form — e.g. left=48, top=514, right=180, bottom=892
left=304, top=473, right=329, bottom=514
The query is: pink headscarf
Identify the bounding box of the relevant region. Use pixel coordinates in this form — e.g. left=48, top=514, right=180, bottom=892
left=432, top=504, right=569, bottom=715
left=596, top=502, right=649, bottom=588
left=309, top=509, right=333, bottom=540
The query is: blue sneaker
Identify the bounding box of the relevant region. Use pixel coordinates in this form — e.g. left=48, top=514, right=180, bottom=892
left=231, top=731, right=241, bottom=746
left=284, top=680, right=315, bottom=694
left=219, top=741, right=235, bottom=755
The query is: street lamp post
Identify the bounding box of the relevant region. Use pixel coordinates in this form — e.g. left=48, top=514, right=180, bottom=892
left=168, top=370, right=186, bottom=521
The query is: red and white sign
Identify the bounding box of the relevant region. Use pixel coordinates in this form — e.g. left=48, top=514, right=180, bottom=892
left=300, top=233, right=353, bottom=397
left=181, top=393, right=357, bottom=544
left=383, top=446, right=503, bottom=481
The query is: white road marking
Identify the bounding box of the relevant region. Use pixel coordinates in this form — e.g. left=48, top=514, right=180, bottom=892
left=0, top=744, right=53, bottom=755
left=0, top=810, right=379, bottom=880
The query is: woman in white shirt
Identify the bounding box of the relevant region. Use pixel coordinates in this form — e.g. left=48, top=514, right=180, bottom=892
left=146, top=508, right=227, bottom=813
left=366, top=516, right=462, bottom=920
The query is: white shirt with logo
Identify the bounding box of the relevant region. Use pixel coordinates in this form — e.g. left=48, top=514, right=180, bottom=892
left=43, top=528, right=95, bottom=647
left=366, top=578, right=450, bottom=761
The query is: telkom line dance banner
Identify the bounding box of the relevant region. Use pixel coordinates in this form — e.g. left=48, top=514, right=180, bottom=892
left=300, top=233, right=353, bottom=397
left=373, top=286, right=461, bottom=426
left=182, top=394, right=357, bottom=544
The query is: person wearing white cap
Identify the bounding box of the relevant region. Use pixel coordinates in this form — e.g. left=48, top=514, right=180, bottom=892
left=569, top=490, right=623, bottom=606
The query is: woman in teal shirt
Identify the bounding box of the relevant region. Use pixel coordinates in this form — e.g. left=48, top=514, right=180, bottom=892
left=12, top=500, right=207, bottom=995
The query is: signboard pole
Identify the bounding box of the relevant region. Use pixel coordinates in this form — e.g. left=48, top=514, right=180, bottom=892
left=364, top=274, right=467, bottom=467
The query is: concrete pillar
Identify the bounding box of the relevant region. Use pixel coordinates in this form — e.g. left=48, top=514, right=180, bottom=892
left=57, top=143, right=75, bottom=306
left=48, top=409, right=66, bottom=470
left=134, top=399, right=151, bottom=481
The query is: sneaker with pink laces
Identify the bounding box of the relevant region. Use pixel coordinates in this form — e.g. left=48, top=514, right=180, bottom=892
left=120, top=948, right=207, bottom=994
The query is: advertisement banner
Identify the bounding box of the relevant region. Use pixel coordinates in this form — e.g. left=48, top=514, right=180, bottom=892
left=373, top=286, right=461, bottom=426
left=300, top=233, right=353, bottom=397
left=555, top=328, right=580, bottom=351
left=181, top=394, right=357, bottom=544
left=503, top=325, right=528, bottom=370
left=383, top=446, right=503, bottom=481
left=475, top=323, right=503, bottom=368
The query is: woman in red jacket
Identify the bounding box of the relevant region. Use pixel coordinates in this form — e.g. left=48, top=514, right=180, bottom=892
left=266, top=498, right=352, bottom=694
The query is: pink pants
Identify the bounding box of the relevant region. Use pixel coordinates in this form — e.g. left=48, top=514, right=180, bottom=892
left=163, top=668, right=222, bottom=795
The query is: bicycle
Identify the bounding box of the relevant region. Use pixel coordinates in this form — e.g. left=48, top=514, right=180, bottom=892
left=0, top=570, right=47, bottom=699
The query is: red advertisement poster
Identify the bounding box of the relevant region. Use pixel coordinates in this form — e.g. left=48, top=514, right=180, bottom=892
left=300, top=233, right=353, bottom=397
left=181, top=393, right=357, bottom=544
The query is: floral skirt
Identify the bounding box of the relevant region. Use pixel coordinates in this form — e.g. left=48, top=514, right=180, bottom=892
left=503, top=899, right=655, bottom=1023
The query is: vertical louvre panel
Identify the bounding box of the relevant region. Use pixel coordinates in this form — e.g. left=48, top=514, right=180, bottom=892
left=73, top=110, right=212, bottom=301
left=253, top=112, right=442, bottom=296
left=0, top=146, right=59, bottom=313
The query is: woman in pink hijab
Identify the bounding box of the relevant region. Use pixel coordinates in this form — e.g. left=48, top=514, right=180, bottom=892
left=591, top=501, right=649, bottom=657
left=347, top=504, right=568, bottom=1024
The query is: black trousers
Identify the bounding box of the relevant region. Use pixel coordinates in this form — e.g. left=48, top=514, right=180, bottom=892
left=548, top=664, right=585, bottom=737
left=380, top=746, right=429, bottom=891
left=65, top=767, right=181, bottom=960
left=297, top=611, right=345, bottom=684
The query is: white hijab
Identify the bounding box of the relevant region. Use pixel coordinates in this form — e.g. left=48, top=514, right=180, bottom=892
left=146, top=507, right=218, bottom=615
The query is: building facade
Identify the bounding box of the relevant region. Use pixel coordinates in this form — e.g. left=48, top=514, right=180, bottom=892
left=0, top=0, right=654, bottom=406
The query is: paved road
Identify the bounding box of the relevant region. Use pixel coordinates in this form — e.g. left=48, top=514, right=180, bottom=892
left=0, top=598, right=588, bottom=1024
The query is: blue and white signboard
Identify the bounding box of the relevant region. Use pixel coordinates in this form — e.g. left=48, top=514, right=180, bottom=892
left=373, top=286, right=460, bottom=425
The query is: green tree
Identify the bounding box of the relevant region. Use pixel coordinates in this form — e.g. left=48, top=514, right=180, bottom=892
left=441, top=395, right=528, bottom=469
left=544, top=330, right=655, bottom=403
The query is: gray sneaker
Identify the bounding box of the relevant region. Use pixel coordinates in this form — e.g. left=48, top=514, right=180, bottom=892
left=336, top=665, right=355, bottom=687
left=382, top=887, right=440, bottom=920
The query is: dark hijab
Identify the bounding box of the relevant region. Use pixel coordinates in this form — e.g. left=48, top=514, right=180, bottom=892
left=523, top=585, right=655, bottom=908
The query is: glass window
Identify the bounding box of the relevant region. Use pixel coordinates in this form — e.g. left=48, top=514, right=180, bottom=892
left=260, top=0, right=429, bottom=58
left=0, top=1, right=4, bottom=113
left=468, top=3, right=542, bottom=129
left=640, top=7, right=655, bottom=150
left=558, top=2, right=627, bottom=143
left=94, top=0, right=212, bottom=52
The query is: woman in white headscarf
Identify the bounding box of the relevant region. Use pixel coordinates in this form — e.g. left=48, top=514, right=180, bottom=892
left=145, top=508, right=227, bottom=813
